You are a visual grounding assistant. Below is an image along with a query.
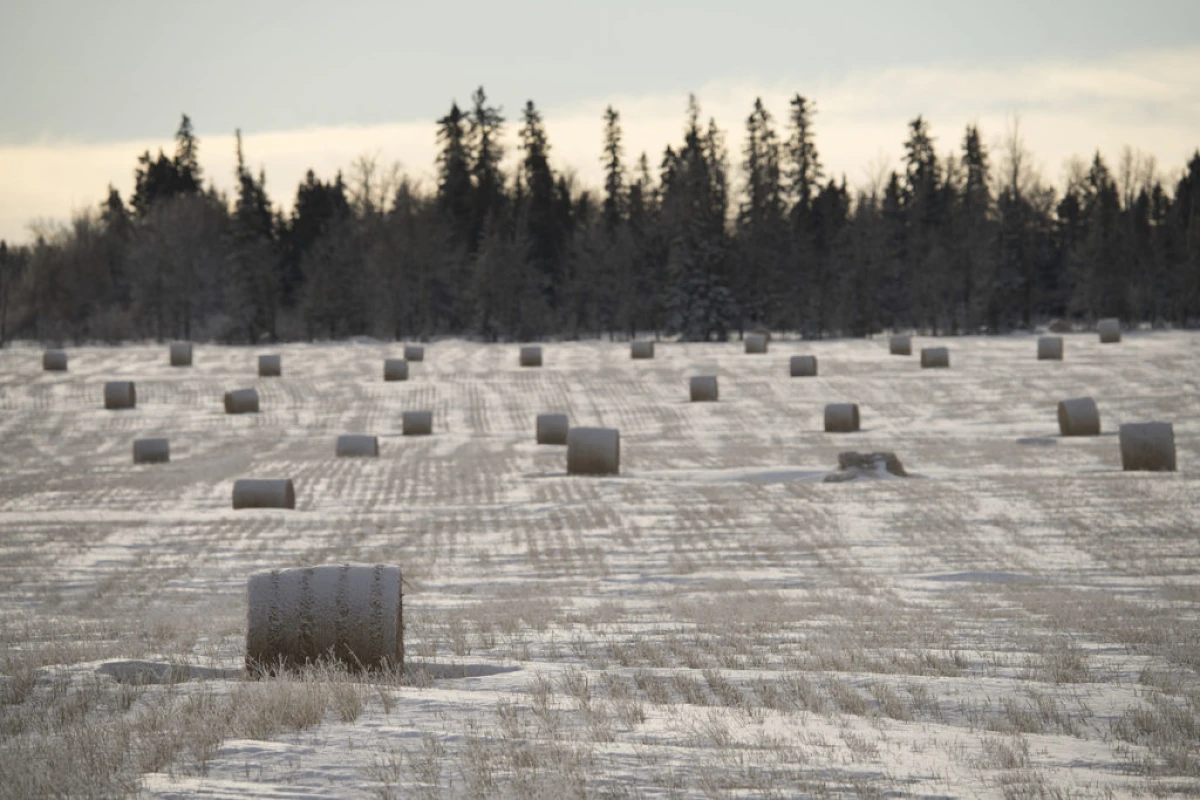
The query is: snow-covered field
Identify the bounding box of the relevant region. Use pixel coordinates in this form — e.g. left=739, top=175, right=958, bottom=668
left=1, top=332, right=1197, bottom=798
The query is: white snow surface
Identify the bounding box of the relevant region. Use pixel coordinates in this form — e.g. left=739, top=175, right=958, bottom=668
left=1, top=332, right=1198, bottom=797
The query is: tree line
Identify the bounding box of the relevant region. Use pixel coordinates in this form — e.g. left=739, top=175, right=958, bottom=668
left=2, top=89, right=1198, bottom=346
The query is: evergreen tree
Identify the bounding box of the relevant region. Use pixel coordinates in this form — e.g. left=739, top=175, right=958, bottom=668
left=735, top=98, right=787, bottom=330
left=229, top=130, right=280, bottom=341
left=435, top=102, right=474, bottom=248
left=468, top=87, right=505, bottom=252
left=601, top=106, right=625, bottom=235
left=519, top=100, right=563, bottom=306
left=784, top=94, right=823, bottom=332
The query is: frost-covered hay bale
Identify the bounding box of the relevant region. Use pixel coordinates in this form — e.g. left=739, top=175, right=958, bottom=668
left=824, top=403, right=861, bottom=433
left=1057, top=396, right=1100, bottom=436
left=169, top=342, right=193, bottom=367
left=1119, top=422, right=1176, bottom=472
left=630, top=340, right=655, bottom=359
left=383, top=359, right=408, bottom=382
left=245, top=564, right=403, bottom=672
left=224, top=388, right=260, bottom=414
left=1037, top=336, right=1063, bottom=360
left=404, top=345, right=424, bottom=362
left=690, top=375, right=718, bottom=402
left=43, top=349, right=68, bottom=371
left=104, top=381, right=136, bottom=409
left=824, top=451, right=906, bottom=482
left=920, top=347, right=949, bottom=368
left=536, top=413, right=569, bottom=445
left=889, top=335, right=911, bottom=355
left=336, top=435, right=379, bottom=458
left=232, top=478, right=295, bottom=509
left=132, top=438, right=170, bottom=464
left=567, top=427, right=620, bottom=475
left=402, top=410, right=433, bottom=436
left=520, top=346, right=543, bottom=367
left=258, top=354, right=282, bottom=376
left=745, top=333, right=768, bottom=354
left=1098, top=318, right=1121, bottom=343
left=790, top=355, right=818, bottom=377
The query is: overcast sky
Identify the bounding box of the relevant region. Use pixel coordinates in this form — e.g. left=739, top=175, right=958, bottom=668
left=2, top=0, right=1199, bottom=243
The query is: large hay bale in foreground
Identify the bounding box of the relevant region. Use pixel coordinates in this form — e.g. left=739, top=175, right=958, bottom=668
left=567, top=427, right=620, bottom=475
left=690, top=376, right=718, bottom=402
left=104, top=381, right=136, bottom=409
left=336, top=434, right=379, bottom=458
left=1037, top=336, right=1063, bottom=361
left=920, top=347, right=950, bottom=368
left=232, top=478, right=295, bottom=509
left=824, top=403, right=861, bottom=433
left=224, top=388, right=260, bottom=414
left=1098, top=318, right=1121, bottom=343
left=169, top=342, right=193, bottom=367
left=258, top=354, right=282, bottom=377
left=132, top=438, right=170, bottom=464
left=43, top=350, right=68, bottom=371
left=745, top=333, right=768, bottom=354
left=1057, top=396, right=1100, bottom=436
left=536, top=413, right=569, bottom=445
left=404, top=345, right=424, bottom=362
left=402, top=410, right=433, bottom=436
left=630, top=340, right=655, bottom=359
left=790, top=355, right=818, bottom=377
left=246, top=564, right=403, bottom=672
left=889, top=335, right=912, bottom=356
left=520, top=346, right=543, bottom=367
left=1119, top=422, right=1176, bottom=472
left=383, top=359, right=408, bottom=382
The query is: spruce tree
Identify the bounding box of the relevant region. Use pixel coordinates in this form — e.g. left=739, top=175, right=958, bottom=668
left=519, top=100, right=563, bottom=306
left=601, top=106, right=625, bottom=236
left=468, top=87, right=505, bottom=252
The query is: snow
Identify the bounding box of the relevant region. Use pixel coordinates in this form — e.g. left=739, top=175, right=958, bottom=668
left=0, top=332, right=1197, bottom=797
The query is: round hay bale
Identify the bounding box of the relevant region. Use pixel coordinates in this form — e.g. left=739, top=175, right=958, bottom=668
left=1097, top=318, right=1121, bottom=343
left=824, top=403, right=861, bottom=433
left=690, top=375, right=718, bottom=402
left=224, top=388, right=260, bottom=414
left=1046, top=318, right=1072, bottom=333
left=258, top=354, right=282, bottom=377
left=920, top=347, right=949, bottom=368
left=43, top=349, right=68, bottom=371
left=104, top=381, right=136, bottom=410
left=246, top=564, right=403, bottom=672
left=1037, top=336, right=1063, bottom=361
left=402, top=410, right=432, bottom=436
left=1057, top=396, right=1100, bottom=436
left=630, top=340, right=655, bottom=359
left=169, top=342, right=193, bottom=367
left=889, top=335, right=912, bottom=355
left=520, top=346, right=543, bottom=367
left=1119, top=422, right=1176, bottom=472
left=232, top=478, right=295, bottom=509
left=383, top=359, right=409, bottom=382
left=336, top=434, right=379, bottom=458
left=404, top=345, right=424, bottom=362
left=536, top=413, right=569, bottom=445
left=567, top=427, right=620, bottom=475
left=745, top=333, right=768, bottom=354
left=790, top=355, right=818, bottom=377
left=132, top=438, right=170, bottom=464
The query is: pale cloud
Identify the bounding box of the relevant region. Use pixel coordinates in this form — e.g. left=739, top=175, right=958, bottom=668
left=2, top=47, right=1198, bottom=245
